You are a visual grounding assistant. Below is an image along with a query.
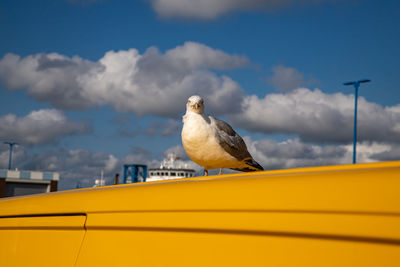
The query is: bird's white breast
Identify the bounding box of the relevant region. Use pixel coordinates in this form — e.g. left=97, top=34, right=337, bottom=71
left=182, top=113, right=212, bottom=152
left=182, top=113, right=238, bottom=169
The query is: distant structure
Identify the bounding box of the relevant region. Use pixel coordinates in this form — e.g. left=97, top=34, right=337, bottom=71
left=147, top=153, right=195, bottom=182
left=343, top=79, right=371, bottom=164
left=93, top=170, right=107, bottom=187
left=123, top=164, right=147, bottom=183
left=120, top=156, right=196, bottom=184
left=93, top=179, right=106, bottom=187
left=0, top=169, right=59, bottom=198
left=3, top=141, right=18, bottom=170
left=114, top=173, right=120, bottom=185
left=76, top=181, right=82, bottom=189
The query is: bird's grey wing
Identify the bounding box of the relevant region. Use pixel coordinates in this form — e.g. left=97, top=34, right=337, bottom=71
left=210, top=117, right=252, bottom=161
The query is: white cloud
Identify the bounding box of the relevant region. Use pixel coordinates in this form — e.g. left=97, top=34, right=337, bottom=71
left=164, top=144, right=189, bottom=160
left=0, top=42, right=247, bottom=117
left=245, top=137, right=347, bottom=169
left=268, top=64, right=307, bottom=92
left=150, top=0, right=333, bottom=20
left=245, top=136, right=399, bottom=170
left=165, top=42, right=249, bottom=69
left=104, top=154, right=119, bottom=173
left=231, top=88, right=400, bottom=144
left=0, top=53, right=99, bottom=109
left=370, top=145, right=400, bottom=161
left=122, top=147, right=158, bottom=167
left=0, top=109, right=91, bottom=145
left=21, top=149, right=121, bottom=189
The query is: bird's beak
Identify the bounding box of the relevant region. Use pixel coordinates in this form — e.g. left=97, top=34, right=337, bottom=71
left=194, top=103, right=200, bottom=109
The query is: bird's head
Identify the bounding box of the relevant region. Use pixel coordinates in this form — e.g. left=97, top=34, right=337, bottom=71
left=186, top=95, right=204, bottom=114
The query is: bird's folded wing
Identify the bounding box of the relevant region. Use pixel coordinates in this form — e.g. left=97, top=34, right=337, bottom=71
left=210, top=116, right=252, bottom=161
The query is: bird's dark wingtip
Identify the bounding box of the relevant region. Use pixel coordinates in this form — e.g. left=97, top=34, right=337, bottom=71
left=245, top=159, right=264, bottom=171
left=231, top=159, right=264, bottom=172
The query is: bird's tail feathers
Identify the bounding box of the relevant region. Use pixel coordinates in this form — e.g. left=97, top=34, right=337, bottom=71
left=231, top=158, right=264, bottom=172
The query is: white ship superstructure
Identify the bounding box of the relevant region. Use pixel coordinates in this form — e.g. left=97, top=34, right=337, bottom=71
left=147, top=154, right=196, bottom=182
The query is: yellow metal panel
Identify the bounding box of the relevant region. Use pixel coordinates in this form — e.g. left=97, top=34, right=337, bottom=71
left=0, top=216, right=86, bottom=267
left=75, top=210, right=400, bottom=266
left=76, top=229, right=400, bottom=267
left=0, top=161, right=399, bottom=266
left=1, top=161, right=400, bottom=217
left=86, top=211, right=400, bottom=242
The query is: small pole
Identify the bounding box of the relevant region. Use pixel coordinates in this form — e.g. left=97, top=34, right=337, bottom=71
left=114, top=173, right=119, bottom=185
left=4, top=142, right=18, bottom=170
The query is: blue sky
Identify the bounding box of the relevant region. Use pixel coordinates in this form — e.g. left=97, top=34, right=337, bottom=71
left=0, top=0, right=399, bottom=189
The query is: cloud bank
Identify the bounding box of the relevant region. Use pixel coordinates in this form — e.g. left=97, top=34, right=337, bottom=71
left=245, top=137, right=398, bottom=170
left=231, top=88, right=400, bottom=144
left=21, top=149, right=119, bottom=189
left=0, top=42, right=247, bottom=117
left=0, top=109, right=91, bottom=145
left=1, top=42, right=399, bottom=147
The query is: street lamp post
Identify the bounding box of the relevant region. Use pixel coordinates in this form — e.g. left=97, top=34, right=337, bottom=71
left=343, top=79, right=371, bottom=164
left=3, top=141, right=18, bottom=170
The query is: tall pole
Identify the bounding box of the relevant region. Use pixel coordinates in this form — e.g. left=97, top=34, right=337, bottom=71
left=353, top=83, right=359, bottom=164
left=4, top=142, right=18, bottom=170
left=343, top=79, right=370, bottom=164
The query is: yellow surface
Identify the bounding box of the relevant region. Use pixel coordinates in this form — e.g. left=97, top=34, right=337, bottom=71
left=76, top=229, right=400, bottom=267
left=0, top=216, right=86, bottom=267
left=0, top=161, right=400, bottom=266
left=86, top=211, right=400, bottom=241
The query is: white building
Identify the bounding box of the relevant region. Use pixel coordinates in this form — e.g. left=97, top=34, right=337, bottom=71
left=0, top=169, right=59, bottom=198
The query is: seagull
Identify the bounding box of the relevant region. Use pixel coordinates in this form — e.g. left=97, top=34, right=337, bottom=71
left=181, top=95, right=264, bottom=176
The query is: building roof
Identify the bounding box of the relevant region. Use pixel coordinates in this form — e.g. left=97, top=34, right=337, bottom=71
left=0, top=169, right=59, bottom=181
